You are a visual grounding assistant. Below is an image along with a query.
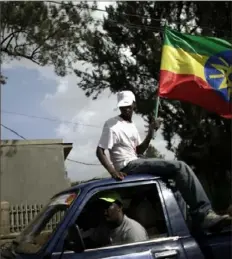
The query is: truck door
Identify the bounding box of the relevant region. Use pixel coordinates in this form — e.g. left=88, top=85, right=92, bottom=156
left=53, top=237, right=186, bottom=259
left=51, top=180, right=191, bottom=259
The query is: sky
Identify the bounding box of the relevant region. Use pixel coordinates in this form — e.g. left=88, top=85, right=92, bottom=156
left=1, top=2, right=176, bottom=182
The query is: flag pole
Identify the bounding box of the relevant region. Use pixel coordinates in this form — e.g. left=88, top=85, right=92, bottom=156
left=154, top=95, right=160, bottom=119
left=153, top=24, right=166, bottom=138
left=152, top=95, right=160, bottom=139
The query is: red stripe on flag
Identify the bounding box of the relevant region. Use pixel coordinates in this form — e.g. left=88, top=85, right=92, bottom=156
left=158, top=70, right=232, bottom=118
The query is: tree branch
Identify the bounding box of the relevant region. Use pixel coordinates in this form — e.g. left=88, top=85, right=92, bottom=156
left=5, top=34, right=15, bottom=50
left=2, top=25, right=65, bottom=65
left=1, top=28, right=28, bottom=46
left=1, top=30, right=17, bottom=46
left=29, top=27, right=65, bottom=59
left=1, top=47, right=41, bottom=65
left=190, top=26, right=199, bottom=34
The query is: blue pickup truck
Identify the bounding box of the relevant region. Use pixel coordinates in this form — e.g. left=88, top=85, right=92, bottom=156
left=1, top=174, right=231, bottom=259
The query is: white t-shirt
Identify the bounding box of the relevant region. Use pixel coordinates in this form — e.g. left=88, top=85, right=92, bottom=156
left=98, top=116, right=142, bottom=171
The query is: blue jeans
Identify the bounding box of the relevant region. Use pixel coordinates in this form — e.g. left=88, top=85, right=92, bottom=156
left=121, top=158, right=211, bottom=218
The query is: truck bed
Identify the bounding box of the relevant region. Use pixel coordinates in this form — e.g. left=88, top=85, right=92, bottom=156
left=194, top=226, right=232, bottom=259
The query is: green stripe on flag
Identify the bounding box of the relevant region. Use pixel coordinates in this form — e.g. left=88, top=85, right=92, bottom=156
left=164, top=28, right=232, bottom=56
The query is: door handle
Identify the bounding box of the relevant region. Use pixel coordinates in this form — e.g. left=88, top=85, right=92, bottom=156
left=153, top=249, right=178, bottom=259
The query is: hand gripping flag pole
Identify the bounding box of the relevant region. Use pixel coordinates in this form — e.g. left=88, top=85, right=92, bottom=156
left=152, top=24, right=166, bottom=138
left=153, top=25, right=166, bottom=120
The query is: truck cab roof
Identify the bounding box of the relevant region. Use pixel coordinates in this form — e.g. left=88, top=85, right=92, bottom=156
left=55, top=174, right=161, bottom=198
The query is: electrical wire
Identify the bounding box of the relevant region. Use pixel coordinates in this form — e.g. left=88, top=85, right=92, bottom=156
left=46, top=0, right=231, bottom=34
left=1, top=123, right=27, bottom=140
left=0, top=123, right=101, bottom=166
left=1, top=110, right=101, bottom=129
left=66, top=158, right=100, bottom=166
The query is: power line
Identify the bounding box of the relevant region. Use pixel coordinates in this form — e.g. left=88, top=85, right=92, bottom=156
left=1, top=123, right=26, bottom=140
left=83, top=16, right=231, bottom=36
left=89, top=6, right=231, bottom=33
left=67, top=158, right=100, bottom=166
left=1, top=123, right=102, bottom=166
left=2, top=110, right=101, bottom=129
left=46, top=1, right=231, bottom=34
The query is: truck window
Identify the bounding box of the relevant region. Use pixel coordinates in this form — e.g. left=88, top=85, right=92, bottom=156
left=13, top=191, right=80, bottom=254
left=75, top=183, right=168, bottom=250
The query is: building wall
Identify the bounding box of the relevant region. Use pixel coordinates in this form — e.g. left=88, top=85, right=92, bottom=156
left=0, top=140, right=71, bottom=205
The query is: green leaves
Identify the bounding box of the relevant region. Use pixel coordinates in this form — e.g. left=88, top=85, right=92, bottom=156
left=145, top=145, right=164, bottom=159
left=1, top=1, right=92, bottom=76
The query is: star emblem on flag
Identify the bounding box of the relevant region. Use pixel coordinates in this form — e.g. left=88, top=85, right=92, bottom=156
left=205, top=50, right=232, bottom=101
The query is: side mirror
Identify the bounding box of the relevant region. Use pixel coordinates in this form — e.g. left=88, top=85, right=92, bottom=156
left=64, top=224, right=85, bottom=253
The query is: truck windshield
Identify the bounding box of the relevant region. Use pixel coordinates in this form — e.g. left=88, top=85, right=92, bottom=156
left=13, top=191, right=80, bottom=254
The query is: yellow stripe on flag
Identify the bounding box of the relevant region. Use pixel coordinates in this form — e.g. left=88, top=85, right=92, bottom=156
left=160, top=45, right=209, bottom=81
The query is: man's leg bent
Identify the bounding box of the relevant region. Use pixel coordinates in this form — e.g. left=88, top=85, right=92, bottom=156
left=122, top=158, right=211, bottom=218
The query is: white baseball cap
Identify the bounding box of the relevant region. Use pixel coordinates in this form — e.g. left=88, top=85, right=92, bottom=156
left=117, top=91, right=136, bottom=108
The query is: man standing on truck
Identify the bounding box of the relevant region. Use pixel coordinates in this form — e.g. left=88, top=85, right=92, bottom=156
left=96, top=90, right=230, bottom=231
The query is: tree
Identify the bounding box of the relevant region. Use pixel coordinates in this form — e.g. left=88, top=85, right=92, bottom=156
left=74, top=2, right=232, bottom=210
left=145, top=145, right=164, bottom=159
left=71, top=180, right=80, bottom=187
left=1, top=1, right=95, bottom=77
left=0, top=74, right=7, bottom=84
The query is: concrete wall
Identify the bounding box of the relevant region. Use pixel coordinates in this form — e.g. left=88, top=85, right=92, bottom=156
left=0, top=139, right=72, bottom=205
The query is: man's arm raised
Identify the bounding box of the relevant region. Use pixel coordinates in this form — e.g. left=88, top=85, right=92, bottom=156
left=136, top=117, right=161, bottom=155
left=136, top=129, right=153, bottom=155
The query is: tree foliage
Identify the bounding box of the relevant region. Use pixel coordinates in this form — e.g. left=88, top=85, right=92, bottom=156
left=145, top=145, right=164, bottom=159
left=75, top=1, right=232, bottom=209
left=1, top=1, right=94, bottom=77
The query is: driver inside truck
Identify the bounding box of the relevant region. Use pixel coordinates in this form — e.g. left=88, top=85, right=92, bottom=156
left=87, top=192, right=148, bottom=248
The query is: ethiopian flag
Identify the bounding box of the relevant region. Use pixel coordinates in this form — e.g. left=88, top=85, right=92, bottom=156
left=159, top=28, right=232, bottom=118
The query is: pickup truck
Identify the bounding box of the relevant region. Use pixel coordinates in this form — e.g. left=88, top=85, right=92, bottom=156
left=1, top=174, right=231, bottom=259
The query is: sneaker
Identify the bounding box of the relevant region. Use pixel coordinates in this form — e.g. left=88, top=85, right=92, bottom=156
left=201, top=210, right=230, bottom=230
